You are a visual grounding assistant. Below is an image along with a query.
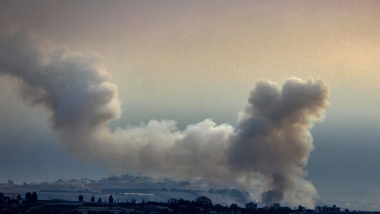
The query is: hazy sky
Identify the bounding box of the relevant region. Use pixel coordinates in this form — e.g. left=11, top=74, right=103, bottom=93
left=0, top=0, right=379, bottom=195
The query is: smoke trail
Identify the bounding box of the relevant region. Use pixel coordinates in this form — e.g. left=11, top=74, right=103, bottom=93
left=0, top=31, right=329, bottom=207
left=0, top=31, right=121, bottom=132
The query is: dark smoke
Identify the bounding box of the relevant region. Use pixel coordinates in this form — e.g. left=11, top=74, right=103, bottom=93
left=0, top=31, right=330, bottom=207
left=261, top=190, right=283, bottom=206
left=260, top=174, right=285, bottom=206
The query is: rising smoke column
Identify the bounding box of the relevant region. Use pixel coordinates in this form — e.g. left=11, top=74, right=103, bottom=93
left=227, top=78, right=329, bottom=206
left=0, top=31, right=329, bottom=207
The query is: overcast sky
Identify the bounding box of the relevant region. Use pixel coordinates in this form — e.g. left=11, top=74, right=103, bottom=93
left=0, top=0, right=379, bottom=196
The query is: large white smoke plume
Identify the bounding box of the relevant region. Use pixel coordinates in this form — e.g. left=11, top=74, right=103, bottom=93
left=0, top=31, right=329, bottom=207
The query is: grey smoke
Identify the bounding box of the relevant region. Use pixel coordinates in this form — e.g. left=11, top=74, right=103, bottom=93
left=0, top=31, right=121, bottom=132
left=0, top=31, right=329, bottom=207
left=228, top=78, right=329, bottom=206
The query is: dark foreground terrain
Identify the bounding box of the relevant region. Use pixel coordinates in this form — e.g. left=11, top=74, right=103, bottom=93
left=1, top=199, right=379, bottom=214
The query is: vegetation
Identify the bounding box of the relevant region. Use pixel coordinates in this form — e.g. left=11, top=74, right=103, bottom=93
left=78, top=194, right=84, bottom=202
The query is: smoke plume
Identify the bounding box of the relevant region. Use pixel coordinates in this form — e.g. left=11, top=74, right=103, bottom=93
left=0, top=31, right=329, bottom=207
left=228, top=77, right=329, bottom=206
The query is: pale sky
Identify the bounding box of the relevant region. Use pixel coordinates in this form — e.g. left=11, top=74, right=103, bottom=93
left=0, top=0, right=379, bottom=195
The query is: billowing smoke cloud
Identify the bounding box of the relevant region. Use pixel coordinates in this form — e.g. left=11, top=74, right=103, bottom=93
left=228, top=78, right=329, bottom=206
left=0, top=31, right=329, bottom=207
